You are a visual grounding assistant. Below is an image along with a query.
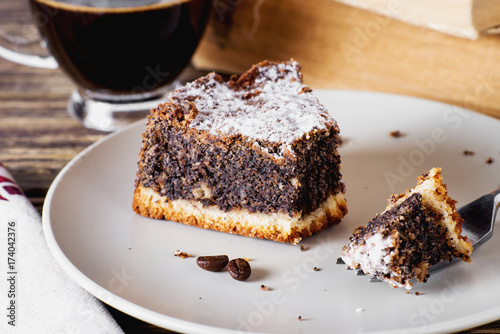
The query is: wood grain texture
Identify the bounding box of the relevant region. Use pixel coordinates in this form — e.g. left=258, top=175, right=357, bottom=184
left=1, top=0, right=500, bottom=333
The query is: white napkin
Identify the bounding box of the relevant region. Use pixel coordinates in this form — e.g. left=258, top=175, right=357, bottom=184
left=0, top=163, right=124, bottom=334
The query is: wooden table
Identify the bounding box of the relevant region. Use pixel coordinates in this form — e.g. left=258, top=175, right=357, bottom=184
left=1, top=1, right=499, bottom=333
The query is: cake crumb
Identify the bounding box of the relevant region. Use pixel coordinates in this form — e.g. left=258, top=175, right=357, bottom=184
left=174, top=250, right=191, bottom=258
left=390, top=130, right=403, bottom=138
left=463, top=150, right=475, bottom=156
left=486, top=157, right=494, bottom=164
left=297, top=315, right=302, bottom=321
left=299, top=245, right=308, bottom=252
left=415, top=291, right=421, bottom=296
left=260, top=284, right=270, bottom=291
left=313, top=267, right=320, bottom=271
left=298, top=86, right=312, bottom=94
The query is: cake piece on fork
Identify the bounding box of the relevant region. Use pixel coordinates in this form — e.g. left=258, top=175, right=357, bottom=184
left=340, top=167, right=472, bottom=289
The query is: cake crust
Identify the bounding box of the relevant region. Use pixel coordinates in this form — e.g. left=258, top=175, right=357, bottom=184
left=133, top=185, right=347, bottom=244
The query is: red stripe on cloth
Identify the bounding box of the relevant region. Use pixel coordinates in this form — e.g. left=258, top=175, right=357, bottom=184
left=0, top=166, right=23, bottom=201
left=0, top=175, right=16, bottom=184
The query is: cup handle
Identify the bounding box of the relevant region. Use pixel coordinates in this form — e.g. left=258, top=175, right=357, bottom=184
left=0, top=30, right=58, bottom=69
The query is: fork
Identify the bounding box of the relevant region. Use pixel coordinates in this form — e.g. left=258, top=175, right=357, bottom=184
left=337, top=187, right=500, bottom=281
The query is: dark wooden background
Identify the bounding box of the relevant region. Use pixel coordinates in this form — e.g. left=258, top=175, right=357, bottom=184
left=1, top=1, right=499, bottom=333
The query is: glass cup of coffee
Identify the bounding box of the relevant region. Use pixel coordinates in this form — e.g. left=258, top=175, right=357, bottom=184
left=0, top=0, right=212, bottom=131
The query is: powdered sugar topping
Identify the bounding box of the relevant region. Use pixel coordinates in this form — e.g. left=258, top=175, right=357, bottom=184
left=341, top=231, right=415, bottom=289
left=342, top=232, right=397, bottom=275
left=170, top=61, right=334, bottom=149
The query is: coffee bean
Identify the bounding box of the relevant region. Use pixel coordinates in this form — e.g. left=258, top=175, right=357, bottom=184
left=228, top=258, right=251, bottom=281
left=196, top=255, right=229, bottom=272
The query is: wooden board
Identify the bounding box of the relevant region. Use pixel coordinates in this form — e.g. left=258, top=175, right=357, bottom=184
left=193, top=0, right=500, bottom=120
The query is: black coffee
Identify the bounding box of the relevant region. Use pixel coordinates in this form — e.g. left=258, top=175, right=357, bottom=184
left=29, top=0, right=211, bottom=96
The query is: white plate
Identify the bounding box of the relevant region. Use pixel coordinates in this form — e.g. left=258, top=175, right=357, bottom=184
left=43, top=90, right=500, bottom=334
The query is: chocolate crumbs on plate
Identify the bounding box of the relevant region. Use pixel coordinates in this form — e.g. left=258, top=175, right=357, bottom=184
left=390, top=130, right=404, bottom=138
left=174, top=250, right=191, bottom=258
